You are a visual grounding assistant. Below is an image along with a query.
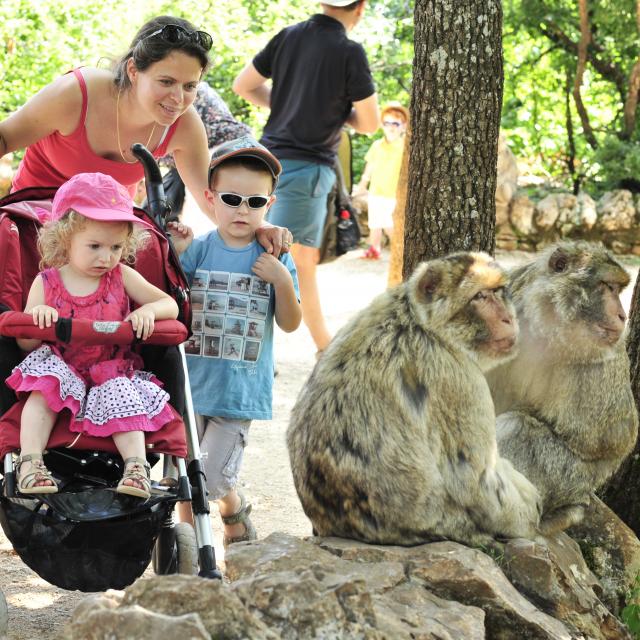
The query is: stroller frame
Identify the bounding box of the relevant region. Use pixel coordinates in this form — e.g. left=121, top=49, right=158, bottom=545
left=0, top=143, right=222, bottom=589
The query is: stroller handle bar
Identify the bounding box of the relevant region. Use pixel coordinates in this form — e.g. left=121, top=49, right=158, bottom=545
left=131, top=143, right=172, bottom=229
left=0, top=311, right=188, bottom=346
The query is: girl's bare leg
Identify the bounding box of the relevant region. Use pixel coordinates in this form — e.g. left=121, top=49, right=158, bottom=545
left=19, top=391, right=57, bottom=487
left=113, top=430, right=146, bottom=489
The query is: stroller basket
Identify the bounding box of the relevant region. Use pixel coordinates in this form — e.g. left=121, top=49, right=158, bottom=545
left=0, top=494, right=174, bottom=591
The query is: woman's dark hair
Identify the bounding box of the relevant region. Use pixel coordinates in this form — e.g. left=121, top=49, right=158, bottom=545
left=113, top=16, right=211, bottom=90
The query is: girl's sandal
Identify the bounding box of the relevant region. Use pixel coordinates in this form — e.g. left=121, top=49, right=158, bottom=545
left=222, top=492, right=257, bottom=548
left=116, top=457, right=151, bottom=500
left=16, top=453, right=58, bottom=494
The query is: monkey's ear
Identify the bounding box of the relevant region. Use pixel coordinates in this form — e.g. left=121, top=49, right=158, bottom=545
left=418, top=266, right=442, bottom=302
left=549, top=248, right=569, bottom=273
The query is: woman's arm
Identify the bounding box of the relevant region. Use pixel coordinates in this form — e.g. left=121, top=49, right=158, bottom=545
left=170, top=107, right=215, bottom=222
left=121, top=265, right=179, bottom=340
left=0, top=73, right=83, bottom=156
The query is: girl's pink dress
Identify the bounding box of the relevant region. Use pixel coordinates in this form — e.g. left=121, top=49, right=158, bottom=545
left=6, top=265, right=174, bottom=437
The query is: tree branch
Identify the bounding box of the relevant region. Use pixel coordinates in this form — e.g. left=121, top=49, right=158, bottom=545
left=573, top=0, right=598, bottom=149
left=623, top=0, right=640, bottom=139
left=538, top=21, right=626, bottom=101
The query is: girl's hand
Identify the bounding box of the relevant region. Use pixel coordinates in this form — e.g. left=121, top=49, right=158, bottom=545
left=30, top=305, right=59, bottom=329
left=125, top=305, right=156, bottom=340
left=255, top=224, right=293, bottom=257
left=166, top=221, right=194, bottom=256
left=252, top=253, right=290, bottom=286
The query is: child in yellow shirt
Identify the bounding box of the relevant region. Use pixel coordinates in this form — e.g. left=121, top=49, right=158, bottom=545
left=354, top=102, right=408, bottom=259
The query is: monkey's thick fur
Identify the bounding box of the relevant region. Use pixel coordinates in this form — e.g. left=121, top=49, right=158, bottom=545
left=287, top=253, right=541, bottom=547
left=486, top=241, right=639, bottom=535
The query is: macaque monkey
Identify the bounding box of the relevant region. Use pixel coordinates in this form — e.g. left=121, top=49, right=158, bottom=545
left=287, top=253, right=541, bottom=546
left=486, top=241, right=638, bottom=534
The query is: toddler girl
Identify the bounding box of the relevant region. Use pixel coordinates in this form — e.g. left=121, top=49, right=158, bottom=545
left=7, top=172, right=179, bottom=499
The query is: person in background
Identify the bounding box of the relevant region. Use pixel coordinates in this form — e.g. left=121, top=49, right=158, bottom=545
left=353, top=102, right=408, bottom=260
left=232, top=0, right=379, bottom=357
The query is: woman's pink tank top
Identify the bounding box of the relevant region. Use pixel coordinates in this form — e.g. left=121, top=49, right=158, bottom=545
left=12, top=69, right=180, bottom=196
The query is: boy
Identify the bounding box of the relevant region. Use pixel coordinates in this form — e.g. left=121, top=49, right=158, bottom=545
left=170, top=136, right=301, bottom=545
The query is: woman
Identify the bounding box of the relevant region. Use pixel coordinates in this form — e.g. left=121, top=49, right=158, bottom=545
left=0, top=15, right=292, bottom=252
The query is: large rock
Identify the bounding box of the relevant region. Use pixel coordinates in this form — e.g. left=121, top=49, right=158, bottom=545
left=503, top=534, right=631, bottom=639
left=60, top=532, right=634, bottom=640
left=510, top=194, right=536, bottom=235
left=597, top=190, right=637, bottom=231
left=534, top=194, right=562, bottom=230
left=569, top=496, right=640, bottom=615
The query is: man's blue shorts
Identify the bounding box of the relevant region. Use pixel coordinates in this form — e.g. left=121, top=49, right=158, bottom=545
left=266, top=159, right=336, bottom=248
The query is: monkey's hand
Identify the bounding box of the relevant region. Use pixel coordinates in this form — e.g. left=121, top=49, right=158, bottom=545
left=489, top=458, right=542, bottom=539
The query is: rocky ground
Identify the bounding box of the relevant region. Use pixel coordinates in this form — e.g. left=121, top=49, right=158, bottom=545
left=0, top=246, right=638, bottom=640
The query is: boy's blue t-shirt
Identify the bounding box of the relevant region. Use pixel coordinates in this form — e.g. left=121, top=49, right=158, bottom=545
left=180, top=230, right=299, bottom=420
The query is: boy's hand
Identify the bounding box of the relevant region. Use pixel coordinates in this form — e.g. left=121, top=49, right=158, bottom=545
left=167, top=221, right=194, bottom=255
left=252, top=253, right=290, bottom=287
left=30, top=305, right=59, bottom=329
left=125, top=305, right=156, bottom=340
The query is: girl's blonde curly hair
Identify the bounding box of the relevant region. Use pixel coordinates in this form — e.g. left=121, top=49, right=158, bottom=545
left=38, top=210, right=149, bottom=270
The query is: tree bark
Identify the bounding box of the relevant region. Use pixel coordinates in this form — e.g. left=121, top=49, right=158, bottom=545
left=388, top=130, right=410, bottom=287
left=601, top=276, right=640, bottom=533
left=403, top=0, right=503, bottom=277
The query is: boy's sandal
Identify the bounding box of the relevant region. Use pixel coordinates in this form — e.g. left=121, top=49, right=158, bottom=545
left=222, top=492, right=257, bottom=548
left=116, top=457, right=151, bottom=500
left=16, top=453, right=59, bottom=494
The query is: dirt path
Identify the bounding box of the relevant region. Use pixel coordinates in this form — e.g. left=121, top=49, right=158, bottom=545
left=0, top=248, right=637, bottom=639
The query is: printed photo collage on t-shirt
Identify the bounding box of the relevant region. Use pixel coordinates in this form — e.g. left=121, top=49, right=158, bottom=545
left=185, top=270, right=270, bottom=362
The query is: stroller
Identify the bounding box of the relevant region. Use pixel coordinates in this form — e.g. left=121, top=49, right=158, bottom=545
left=0, top=145, right=221, bottom=591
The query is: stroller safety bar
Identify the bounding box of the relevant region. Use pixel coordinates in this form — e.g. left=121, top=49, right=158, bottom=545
left=0, top=311, right=188, bottom=346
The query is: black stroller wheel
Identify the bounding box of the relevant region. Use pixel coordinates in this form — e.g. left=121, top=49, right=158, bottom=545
left=152, top=521, right=198, bottom=576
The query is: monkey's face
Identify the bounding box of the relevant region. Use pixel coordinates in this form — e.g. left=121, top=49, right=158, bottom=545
left=410, top=253, right=519, bottom=371
left=521, top=243, right=630, bottom=354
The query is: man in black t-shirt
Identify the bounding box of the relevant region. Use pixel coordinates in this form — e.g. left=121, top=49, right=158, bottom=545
left=233, top=1, right=379, bottom=355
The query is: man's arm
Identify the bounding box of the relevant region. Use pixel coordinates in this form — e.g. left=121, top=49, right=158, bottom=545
left=232, top=63, right=272, bottom=109
left=346, top=94, right=380, bottom=134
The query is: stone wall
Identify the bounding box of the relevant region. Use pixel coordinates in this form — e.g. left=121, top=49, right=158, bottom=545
left=498, top=189, right=640, bottom=255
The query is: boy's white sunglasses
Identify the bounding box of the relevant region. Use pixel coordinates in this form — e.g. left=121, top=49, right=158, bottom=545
left=216, top=191, right=270, bottom=209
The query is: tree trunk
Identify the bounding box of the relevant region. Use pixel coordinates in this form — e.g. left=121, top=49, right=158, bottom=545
left=403, top=0, right=503, bottom=278
left=601, top=277, right=640, bottom=533
left=388, top=130, right=410, bottom=287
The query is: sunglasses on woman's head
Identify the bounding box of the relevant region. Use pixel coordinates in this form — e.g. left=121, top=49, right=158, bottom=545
left=146, top=24, right=213, bottom=51
left=216, top=192, right=270, bottom=209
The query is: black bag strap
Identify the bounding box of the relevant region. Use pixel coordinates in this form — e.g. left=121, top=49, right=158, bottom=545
left=333, top=157, right=352, bottom=211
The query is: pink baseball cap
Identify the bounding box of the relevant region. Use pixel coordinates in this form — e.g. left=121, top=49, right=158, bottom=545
left=49, top=172, right=149, bottom=227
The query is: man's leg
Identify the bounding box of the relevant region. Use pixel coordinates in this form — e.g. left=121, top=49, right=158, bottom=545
left=291, top=243, right=332, bottom=352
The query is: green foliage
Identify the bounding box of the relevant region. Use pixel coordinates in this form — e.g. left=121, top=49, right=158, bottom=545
left=502, top=0, right=640, bottom=192
left=622, top=574, right=640, bottom=638
left=592, top=136, right=640, bottom=191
